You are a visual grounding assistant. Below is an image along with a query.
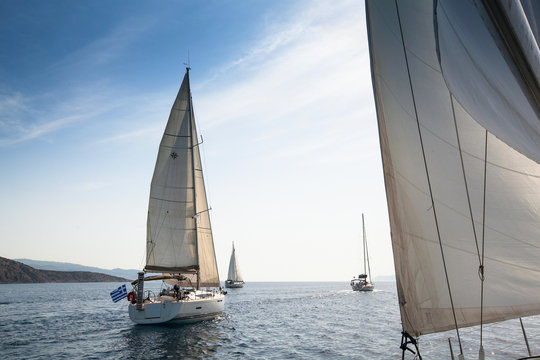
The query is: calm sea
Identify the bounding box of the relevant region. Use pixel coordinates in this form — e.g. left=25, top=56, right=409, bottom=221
left=1, top=281, right=539, bottom=359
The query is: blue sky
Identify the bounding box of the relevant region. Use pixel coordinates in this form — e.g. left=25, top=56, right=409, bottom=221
left=0, top=0, right=393, bottom=281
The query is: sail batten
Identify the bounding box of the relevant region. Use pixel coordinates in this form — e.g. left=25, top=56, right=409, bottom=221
left=145, top=69, right=219, bottom=287
left=367, top=0, right=540, bottom=337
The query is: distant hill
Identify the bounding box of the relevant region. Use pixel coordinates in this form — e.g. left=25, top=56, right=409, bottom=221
left=15, top=258, right=140, bottom=280
left=0, top=257, right=128, bottom=284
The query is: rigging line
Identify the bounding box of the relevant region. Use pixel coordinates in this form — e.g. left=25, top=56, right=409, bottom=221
left=138, top=250, right=146, bottom=275
left=364, top=215, right=373, bottom=281
left=363, top=214, right=367, bottom=274
left=480, top=130, right=488, bottom=349
left=366, top=232, right=372, bottom=281
left=450, top=95, right=481, bottom=264
left=200, top=134, right=213, bottom=211
left=394, top=0, right=463, bottom=354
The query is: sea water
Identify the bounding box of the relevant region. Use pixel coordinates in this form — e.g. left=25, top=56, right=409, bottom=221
left=0, top=281, right=539, bottom=359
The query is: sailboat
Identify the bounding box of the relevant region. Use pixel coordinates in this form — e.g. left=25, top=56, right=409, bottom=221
left=127, top=67, right=225, bottom=325
left=350, top=214, right=374, bottom=292
left=367, top=0, right=540, bottom=358
left=225, top=242, right=244, bottom=288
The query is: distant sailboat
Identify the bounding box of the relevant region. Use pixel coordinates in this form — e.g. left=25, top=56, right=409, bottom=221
left=367, top=0, right=540, bottom=358
left=225, top=242, right=244, bottom=288
left=127, top=67, right=225, bottom=325
left=350, top=214, right=374, bottom=292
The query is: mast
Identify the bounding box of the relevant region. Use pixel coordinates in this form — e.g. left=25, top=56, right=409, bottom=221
left=365, top=214, right=372, bottom=283
left=362, top=213, right=367, bottom=275
left=186, top=66, right=200, bottom=290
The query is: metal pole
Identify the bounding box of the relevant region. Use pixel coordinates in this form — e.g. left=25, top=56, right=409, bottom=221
left=136, top=271, right=144, bottom=311
left=520, top=317, right=532, bottom=357
left=187, top=68, right=200, bottom=290
left=448, top=338, right=455, bottom=360
left=362, top=213, right=367, bottom=275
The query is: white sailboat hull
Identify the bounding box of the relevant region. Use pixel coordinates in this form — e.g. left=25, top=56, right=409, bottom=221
left=128, top=293, right=225, bottom=325
left=350, top=278, right=374, bottom=292
left=351, top=283, right=374, bottom=292
left=225, top=280, right=244, bottom=288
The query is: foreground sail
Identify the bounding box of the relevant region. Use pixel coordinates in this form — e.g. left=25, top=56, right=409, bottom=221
left=350, top=214, right=374, bottom=292
left=225, top=242, right=244, bottom=288
left=367, top=0, right=540, bottom=357
left=128, top=68, right=225, bottom=324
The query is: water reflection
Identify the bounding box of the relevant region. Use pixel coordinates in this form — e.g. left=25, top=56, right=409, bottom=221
left=123, top=316, right=230, bottom=359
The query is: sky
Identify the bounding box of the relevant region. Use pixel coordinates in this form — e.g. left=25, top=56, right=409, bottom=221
left=0, top=0, right=394, bottom=281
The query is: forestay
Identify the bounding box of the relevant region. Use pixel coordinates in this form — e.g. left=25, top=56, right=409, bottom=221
left=367, top=0, right=540, bottom=337
left=145, top=70, right=220, bottom=287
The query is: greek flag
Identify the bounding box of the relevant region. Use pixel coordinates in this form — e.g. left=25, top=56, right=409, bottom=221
left=110, top=284, right=127, bottom=303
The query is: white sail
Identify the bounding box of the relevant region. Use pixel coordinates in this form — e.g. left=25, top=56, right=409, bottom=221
left=367, top=0, right=540, bottom=338
left=227, top=243, right=243, bottom=282
left=145, top=69, right=219, bottom=287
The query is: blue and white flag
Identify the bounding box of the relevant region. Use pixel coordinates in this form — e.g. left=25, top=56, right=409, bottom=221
left=110, top=284, right=127, bottom=303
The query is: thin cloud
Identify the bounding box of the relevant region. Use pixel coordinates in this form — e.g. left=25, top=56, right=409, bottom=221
left=195, top=0, right=370, bottom=133
left=0, top=86, right=126, bottom=147
left=96, top=125, right=162, bottom=144
left=0, top=114, right=80, bottom=147
left=0, top=15, right=157, bottom=148
left=0, top=90, right=35, bottom=135
left=50, top=16, right=156, bottom=72
left=0, top=91, right=28, bottom=117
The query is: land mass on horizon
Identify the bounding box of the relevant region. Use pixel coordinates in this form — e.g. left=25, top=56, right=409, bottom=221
left=0, top=257, right=128, bottom=284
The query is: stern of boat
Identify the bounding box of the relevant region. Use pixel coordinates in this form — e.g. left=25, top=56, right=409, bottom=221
left=128, top=292, right=225, bottom=325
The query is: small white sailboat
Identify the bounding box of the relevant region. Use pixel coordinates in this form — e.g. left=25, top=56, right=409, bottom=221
left=367, top=0, right=540, bottom=358
left=350, top=214, right=374, bottom=292
left=128, top=67, right=225, bottom=325
left=225, top=242, right=244, bottom=288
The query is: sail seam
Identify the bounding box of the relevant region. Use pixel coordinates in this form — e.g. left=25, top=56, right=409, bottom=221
left=161, top=146, right=194, bottom=150
left=394, top=170, right=540, bottom=250
left=150, top=197, right=192, bottom=203
left=151, top=185, right=194, bottom=190
left=403, top=230, right=540, bottom=273
left=164, top=133, right=190, bottom=138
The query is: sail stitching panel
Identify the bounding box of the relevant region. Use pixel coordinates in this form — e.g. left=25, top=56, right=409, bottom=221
left=164, top=133, right=190, bottom=138
left=394, top=168, right=540, bottom=251
left=394, top=0, right=464, bottom=354
left=149, top=197, right=192, bottom=203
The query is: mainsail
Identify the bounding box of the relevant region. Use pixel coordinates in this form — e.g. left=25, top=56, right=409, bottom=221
left=145, top=68, right=220, bottom=287
left=367, top=0, right=540, bottom=342
left=227, top=243, right=243, bottom=282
